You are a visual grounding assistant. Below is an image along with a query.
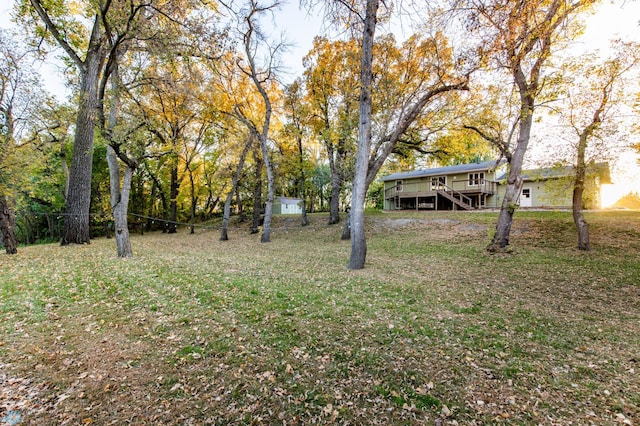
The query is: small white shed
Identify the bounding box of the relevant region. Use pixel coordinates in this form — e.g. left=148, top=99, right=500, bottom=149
left=273, top=197, right=303, bottom=215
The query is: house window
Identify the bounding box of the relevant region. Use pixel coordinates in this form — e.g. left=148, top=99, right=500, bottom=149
left=395, top=180, right=403, bottom=192
left=522, top=188, right=531, bottom=198
left=468, top=172, right=485, bottom=186
left=431, top=176, right=446, bottom=189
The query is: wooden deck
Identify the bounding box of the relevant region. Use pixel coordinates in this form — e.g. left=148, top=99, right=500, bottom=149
left=385, top=181, right=497, bottom=211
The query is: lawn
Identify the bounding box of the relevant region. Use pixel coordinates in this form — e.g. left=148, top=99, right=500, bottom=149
left=1, top=210, right=639, bottom=425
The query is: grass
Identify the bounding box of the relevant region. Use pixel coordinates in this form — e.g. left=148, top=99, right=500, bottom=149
left=1, top=210, right=639, bottom=425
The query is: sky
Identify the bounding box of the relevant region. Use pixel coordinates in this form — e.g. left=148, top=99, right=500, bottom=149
left=1, top=0, right=639, bottom=206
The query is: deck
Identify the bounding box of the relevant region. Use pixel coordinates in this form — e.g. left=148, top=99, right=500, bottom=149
left=384, top=180, right=497, bottom=210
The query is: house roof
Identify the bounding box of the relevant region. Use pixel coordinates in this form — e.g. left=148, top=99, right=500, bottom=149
left=498, top=162, right=612, bottom=184
left=276, top=196, right=302, bottom=205
left=381, top=159, right=504, bottom=182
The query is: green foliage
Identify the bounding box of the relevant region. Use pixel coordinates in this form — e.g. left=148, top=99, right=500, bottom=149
left=429, top=131, right=495, bottom=166
left=367, top=179, right=384, bottom=209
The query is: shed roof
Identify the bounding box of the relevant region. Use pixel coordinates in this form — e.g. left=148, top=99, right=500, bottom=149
left=276, top=196, right=303, bottom=205
left=381, top=159, right=504, bottom=182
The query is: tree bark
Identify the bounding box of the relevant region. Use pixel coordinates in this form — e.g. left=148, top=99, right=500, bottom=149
left=295, top=131, right=309, bottom=227
left=348, top=0, right=379, bottom=270
left=103, top=63, right=134, bottom=258
left=573, top=181, right=590, bottom=251
left=328, top=156, right=342, bottom=225
left=251, top=150, right=263, bottom=234
left=168, top=159, right=179, bottom=234
left=221, top=137, right=252, bottom=241
left=107, top=145, right=134, bottom=258
left=60, top=18, right=107, bottom=245
left=259, top=139, right=275, bottom=243
left=341, top=210, right=350, bottom=241
left=188, top=167, right=197, bottom=234
left=573, top=113, right=598, bottom=251
left=487, top=88, right=534, bottom=252
left=0, top=195, right=18, bottom=254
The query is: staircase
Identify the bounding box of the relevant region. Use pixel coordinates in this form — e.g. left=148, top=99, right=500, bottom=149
left=437, top=187, right=475, bottom=210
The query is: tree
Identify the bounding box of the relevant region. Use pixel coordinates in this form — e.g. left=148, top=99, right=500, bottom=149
left=282, top=79, right=311, bottom=226
left=313, top=1, right=472, bottom=268
left=304, top=37, right=359, bottom=225
left=99, top=63, right=139, bottom=257
left=127, top=53, right=212, bottom=233
left=349, top=36, right=471, bottom=267
left=0, top=29, right=50, bottom=254
left=556, top=42, right=639, bottom=250
left=348, top=0, right=380, bottom=269
left=19, top=0, right=150, bottom=244
left=426, top=131, right=494, bottom=166
left=220, top=133, right=254, bottom=241
left=229, top=0, right=284, bottom=243
left=459, top=0, right=598, bottom=252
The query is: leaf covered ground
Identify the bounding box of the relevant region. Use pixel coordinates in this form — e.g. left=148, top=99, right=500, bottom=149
left=1, top=210, right=639, bottom=425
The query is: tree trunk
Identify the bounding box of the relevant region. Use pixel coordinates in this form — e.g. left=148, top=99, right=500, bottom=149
left=297, top=134, right=309, bottom=227
left=220, top=194, right=232, bottom=241
left=348, top=0, right=379, bottom=270
left=146, top=169, right=168, bottom=231
left=61, top=38, right=105, bottom=245
left=260, top=140, right=275, bottom=243
left=107, top=146, right=134, bottom=258
left=168, top=160, right=179, bottom=233
left=341, top=211, right=350, bottom=241
left=188, top=168, right=197, bottom=234
left=0, top=195, right=18, bottom=254
left=251, top=151, right=263, bottom=234
left=325, top=141, right=341, bottom=224
left=236, top=185, right=247, bottom=222
left=573, top=132, right=590, bottom=251
left=221, top=138, right=252, bottom=241
left=573, top=184, right=590, bottom=251
left=487, top=100, right=534, bottom=252
left=328, top=163, right=341, bottom=225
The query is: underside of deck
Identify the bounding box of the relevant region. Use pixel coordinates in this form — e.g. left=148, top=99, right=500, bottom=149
left=386, top=190, right=494, bottom=211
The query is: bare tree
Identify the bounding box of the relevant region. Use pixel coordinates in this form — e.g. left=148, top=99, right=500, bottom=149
left=559, top=42, right=639, bottom=250
left=458, top=0, right=596, bottom=252
left=230, top=0, right=284, bottom=243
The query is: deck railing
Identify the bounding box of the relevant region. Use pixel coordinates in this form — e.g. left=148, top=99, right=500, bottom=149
left=384, top=179, right=495, bottom=199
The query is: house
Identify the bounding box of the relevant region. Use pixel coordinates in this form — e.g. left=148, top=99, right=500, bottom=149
left=273, top=196, right=303, bottom=215
left=382, top=160, right=506, bottom=211
left=381, top=160, right=611, bottom=211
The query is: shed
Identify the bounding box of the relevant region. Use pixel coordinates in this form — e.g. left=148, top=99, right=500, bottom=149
left=273, top=197, right=303, bottom=215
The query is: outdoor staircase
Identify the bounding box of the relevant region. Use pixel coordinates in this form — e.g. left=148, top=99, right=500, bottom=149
left=437, top=187, right=475, bottom=210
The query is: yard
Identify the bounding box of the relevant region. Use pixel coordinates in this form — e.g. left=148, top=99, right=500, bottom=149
left=1, top=210, right=639, bottom=425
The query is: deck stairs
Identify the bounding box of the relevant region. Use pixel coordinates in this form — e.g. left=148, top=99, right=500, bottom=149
left=437, top=186, right=475, bottom=210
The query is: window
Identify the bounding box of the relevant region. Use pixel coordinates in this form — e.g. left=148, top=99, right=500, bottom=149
left=431, top=176, right=446, bottom=189
left=395, top=180, right=403, bottom=192
left=522, top=188, right=531, bottom=198
left=468, top=172, right=485, bottom=186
